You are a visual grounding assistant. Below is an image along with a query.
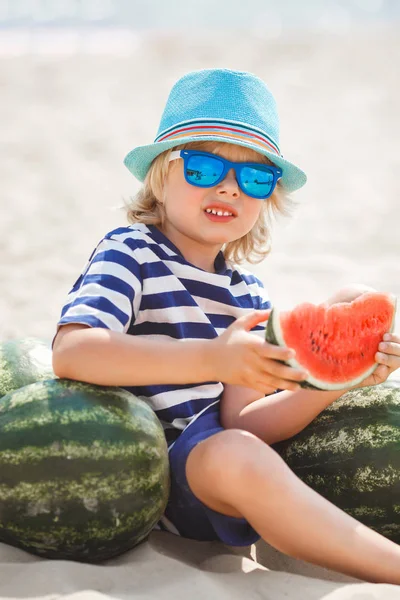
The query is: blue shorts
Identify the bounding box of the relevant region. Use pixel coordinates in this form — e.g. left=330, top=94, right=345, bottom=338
left=163, top=402, right=260, bottom=547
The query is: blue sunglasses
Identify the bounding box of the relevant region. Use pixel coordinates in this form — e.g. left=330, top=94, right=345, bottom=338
left=169, top=149, right=282, bottom=200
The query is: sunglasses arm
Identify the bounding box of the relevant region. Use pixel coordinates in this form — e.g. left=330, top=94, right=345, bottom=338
left=169, top=151, right=182, bottom=162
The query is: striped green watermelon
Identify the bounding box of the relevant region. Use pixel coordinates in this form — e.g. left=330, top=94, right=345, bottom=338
left=0, top=378, right=170, bottom=562
left=266, top=292, right=397, bottom=390
left=273, top=384, right=400, bottom=543
left=0, top=338, right=54, bottom=398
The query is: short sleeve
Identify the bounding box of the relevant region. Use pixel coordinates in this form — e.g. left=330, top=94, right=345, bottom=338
left=56, top=237, right=143, bottom=335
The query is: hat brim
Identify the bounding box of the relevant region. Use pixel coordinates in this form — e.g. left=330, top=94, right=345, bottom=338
left=123, top=136, right=307, bottom=193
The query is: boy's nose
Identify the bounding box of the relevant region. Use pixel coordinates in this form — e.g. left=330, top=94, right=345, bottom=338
left=216, top=168, right=240, bottom=197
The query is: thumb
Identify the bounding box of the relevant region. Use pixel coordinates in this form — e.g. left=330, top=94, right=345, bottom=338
left=234, top=309, right=271, bottom=332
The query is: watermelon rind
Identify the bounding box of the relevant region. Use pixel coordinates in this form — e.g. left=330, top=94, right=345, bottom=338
left=265, top=295, right=397, bottom=391
left=273, top=383, right=400, bottom=543
left=0, top=378, right=170, bottom=562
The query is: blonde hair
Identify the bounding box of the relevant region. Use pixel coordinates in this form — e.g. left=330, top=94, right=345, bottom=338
left=123, top=141, right=294, bottom=265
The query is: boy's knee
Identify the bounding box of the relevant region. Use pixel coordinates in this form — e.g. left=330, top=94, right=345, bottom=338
left=187, top=428, right=267, bottom=483
left=185, top=429, right=267, bottom=516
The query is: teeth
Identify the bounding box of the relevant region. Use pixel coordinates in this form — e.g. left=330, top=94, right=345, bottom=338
left=205, top=208, right=233, bottom=216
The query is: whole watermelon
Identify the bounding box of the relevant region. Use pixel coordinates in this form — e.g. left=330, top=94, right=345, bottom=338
left=273, top=383, right=400, bottom=543
left=0, top=378, right=170, bottom=562
left=0, top=338, right=54, bottom=398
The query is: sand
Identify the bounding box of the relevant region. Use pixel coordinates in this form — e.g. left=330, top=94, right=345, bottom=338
left=1, top=23, right=400, bottom=599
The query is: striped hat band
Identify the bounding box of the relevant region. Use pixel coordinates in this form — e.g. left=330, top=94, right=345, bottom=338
left=154, top=120, right=281, bottom=157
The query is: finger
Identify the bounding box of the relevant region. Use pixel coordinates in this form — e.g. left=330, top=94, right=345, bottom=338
left=379, top=341, right=400, bottom=355
left=264, top=387, right=279, bottom=396
left=251, top=364, right=305, bottom=392
left=234, top=310, right=271, bottom=332
left=254, top=385, right=278, bottom=396
left=247, top=378, right=277, bottom=395
left=383, top=333, right=400, bottom=344
left=372, top=363, right=390, bottom=382
left=269, top=378, right=301, bottom=392
left=261, top=343, right=297, bottom=362
left=257, top=356, right=308, bottom=382
left=254, top=377, right=300, bottom=393
left=376, top=352, right=400, bottom=370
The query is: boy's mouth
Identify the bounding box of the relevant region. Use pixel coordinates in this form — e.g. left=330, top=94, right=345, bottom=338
left=204, top=208, right=236, bottom=223
left=203, top=203, right=238, bottom=220
left=205, top=208, right=235, bottom=217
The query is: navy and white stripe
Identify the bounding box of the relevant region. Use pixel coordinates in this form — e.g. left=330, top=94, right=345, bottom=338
left=57, top=223, right=271, bottom=446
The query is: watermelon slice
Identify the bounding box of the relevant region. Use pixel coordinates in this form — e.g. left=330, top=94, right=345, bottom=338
left=265, top=292, right=397, bottom=391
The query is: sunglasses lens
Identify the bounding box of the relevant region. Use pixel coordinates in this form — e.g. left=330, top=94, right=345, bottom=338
left=239, top=166, right=275, bottom=198
left=185, top=154, right=224, bottom=186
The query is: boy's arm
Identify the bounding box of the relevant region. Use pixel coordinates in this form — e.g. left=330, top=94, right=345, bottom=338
left=52, top=324, right=217, bottom=386
left=220, top=383, right=347, bottom=445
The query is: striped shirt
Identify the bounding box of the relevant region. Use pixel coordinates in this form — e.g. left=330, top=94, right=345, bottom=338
left=56, top=223, right=271, bottom=446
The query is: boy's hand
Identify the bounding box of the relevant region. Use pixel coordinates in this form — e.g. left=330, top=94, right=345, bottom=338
left=210, top=310, right=308, bottom=395
left=356, top=332, right=400, bottom=388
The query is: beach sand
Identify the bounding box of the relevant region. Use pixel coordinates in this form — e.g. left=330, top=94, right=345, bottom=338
left=1, top=24, right=400, bottom=599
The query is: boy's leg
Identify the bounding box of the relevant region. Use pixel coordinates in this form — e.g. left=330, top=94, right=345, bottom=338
left=186, top=428, right=400, bottom=584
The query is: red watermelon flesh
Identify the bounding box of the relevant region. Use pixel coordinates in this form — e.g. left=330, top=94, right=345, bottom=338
left=265, top=292, right=397, bottom=390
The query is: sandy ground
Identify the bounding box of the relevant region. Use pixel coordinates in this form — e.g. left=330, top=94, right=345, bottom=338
left=0, top=25, right=399, bottom=341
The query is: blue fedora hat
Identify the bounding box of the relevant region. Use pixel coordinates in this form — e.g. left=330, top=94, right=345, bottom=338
left=123, top=69, right=307, bottom=193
